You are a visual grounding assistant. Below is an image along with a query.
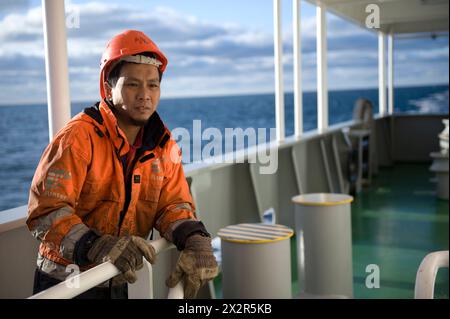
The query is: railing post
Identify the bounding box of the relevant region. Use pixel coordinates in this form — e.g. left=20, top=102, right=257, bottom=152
left=293, top=0, right=303, bottom=137
left=378, top=31, right=387, bottom=116
left=41, top=0, right=71, bottom=141
left=273, top=0, right=285, bottom=142
left=316, top=3, right=328, bottom=133
left=388, top=32, right=394, bottom=115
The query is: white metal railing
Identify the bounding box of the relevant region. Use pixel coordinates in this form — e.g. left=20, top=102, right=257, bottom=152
left=0, top=119, right=363, bottom=233
left=316, top=2, right=328, bottom=133
left=28, top=238, right=184, bottom=299
left=387, top=32, right=394, bottom=115
left=273, top=0, right=285, bottom=142
left=378, top=31, right=387, bottom=116
left=414, top=250, right=449, bottom=299
left=293, top=0, right=303, bottom=137
left=41, top=0, right=71, bottom=140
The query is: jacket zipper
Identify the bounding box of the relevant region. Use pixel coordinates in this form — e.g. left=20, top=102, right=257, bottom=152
left=116, top=145, right=155, bottom=234
left=115, top=130, right=127, bottom=235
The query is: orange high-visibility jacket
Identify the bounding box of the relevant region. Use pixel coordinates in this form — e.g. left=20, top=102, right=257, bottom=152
left=27, top=101, right=196, bottom=267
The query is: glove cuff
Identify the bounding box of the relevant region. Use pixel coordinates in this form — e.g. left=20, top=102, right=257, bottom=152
left=73, top=230, right=101, bottom=266
left=172, top=220, right=210, bottom=251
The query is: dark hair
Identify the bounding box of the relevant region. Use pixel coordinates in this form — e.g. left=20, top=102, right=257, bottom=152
left=107, top=52, right=163, bottom=87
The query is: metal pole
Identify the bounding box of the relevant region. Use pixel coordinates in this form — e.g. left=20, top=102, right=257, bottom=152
left=293, top=0, right=303, bottom=137
left=378, top=32, right=387, bottom=116
left=41, top=0, right=71, bottom=141
left=388, top=32, right=394, bottom=115
left=273, top=0, right=285, bottom=142
left=316, top=3, right=328, bottom=132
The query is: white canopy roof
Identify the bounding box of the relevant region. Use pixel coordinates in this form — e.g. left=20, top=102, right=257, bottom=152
left=305, top=0, right=449, bottom=34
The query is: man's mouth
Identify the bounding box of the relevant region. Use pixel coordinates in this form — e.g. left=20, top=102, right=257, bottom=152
left=136, top=106, right=152, bottom=111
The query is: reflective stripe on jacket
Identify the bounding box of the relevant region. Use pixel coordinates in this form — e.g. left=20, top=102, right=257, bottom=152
left=27, top=101, right=196, bottom=268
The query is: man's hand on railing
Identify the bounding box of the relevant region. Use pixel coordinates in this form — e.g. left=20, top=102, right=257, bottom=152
left=87, top=235, right=156, bottom=284
left=29, top=238, right=182, bottom=299
left=166, top=234, right=219, bottom=299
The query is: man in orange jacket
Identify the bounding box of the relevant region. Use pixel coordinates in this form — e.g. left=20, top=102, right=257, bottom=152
left=27, top=30, right=218, bottom=299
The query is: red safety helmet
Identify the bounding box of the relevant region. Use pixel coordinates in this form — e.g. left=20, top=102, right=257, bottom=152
left=99, top=30, right=168, bottom=99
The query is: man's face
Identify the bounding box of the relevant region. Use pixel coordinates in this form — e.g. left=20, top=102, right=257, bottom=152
left=107, top=63, right=161, bottom=127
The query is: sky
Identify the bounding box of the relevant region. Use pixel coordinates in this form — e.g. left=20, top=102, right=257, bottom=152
left=0, top=0, right=448, bottom=105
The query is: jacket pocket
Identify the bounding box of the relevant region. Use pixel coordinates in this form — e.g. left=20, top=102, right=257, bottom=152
left=76, top=180, right=120, bottom=215
left=138, top=175, right=164, bottom=203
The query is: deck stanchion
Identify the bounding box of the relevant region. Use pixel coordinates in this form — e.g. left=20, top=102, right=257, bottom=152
left=316, top=3, right=328, bottom=132
left=388, top=32, right=394, bottom=115
left=41, top=0, right=71, bottom=140
left=293, top=0, right=303, bottom=137
left=378, top=32, right=387, bottom=116
left=273, top=0, right=285, bottom=142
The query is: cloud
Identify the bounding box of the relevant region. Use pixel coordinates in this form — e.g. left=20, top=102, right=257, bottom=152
left=0, top=7, right=42, bottom=47
left=0, top=2, right=448, bottom=105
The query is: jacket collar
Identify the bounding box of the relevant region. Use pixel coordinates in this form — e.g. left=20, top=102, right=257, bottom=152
left=99, top=100, right=129, bottom=156
left=83, top=100, right=170, bottom=157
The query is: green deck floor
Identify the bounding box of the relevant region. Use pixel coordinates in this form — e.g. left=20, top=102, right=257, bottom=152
left=351, top=163, right=448, bottom=298
left=213, top=163, right=449, bottom=299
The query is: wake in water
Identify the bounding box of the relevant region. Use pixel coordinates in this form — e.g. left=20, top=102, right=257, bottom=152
left=408, top=89, right=449, bottom=114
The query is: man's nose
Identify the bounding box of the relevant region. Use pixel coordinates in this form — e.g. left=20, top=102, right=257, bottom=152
left=137, top=85, right=151, bottom=101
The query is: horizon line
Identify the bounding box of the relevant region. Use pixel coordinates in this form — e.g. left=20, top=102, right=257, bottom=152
left=1, top=82, right=448, bottom=107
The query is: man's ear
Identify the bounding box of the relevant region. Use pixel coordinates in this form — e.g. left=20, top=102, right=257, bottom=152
left=104, top=81, right=113, bottom=100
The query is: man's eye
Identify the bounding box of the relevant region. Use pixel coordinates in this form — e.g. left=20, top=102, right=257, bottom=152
left=127, top=83, right=138, bottom=87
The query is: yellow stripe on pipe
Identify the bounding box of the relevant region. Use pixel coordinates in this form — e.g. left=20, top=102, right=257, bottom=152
left=218, top=223, right=294, bottom=244
left=230, top=224, right=292, bottom=236
left=219, top=229, right=278, bottom=239
left=217, top=232, right=271, bottom=241
left=240, top=223, right=292, bottom=231
left=292, top=193, right=354, bottom=206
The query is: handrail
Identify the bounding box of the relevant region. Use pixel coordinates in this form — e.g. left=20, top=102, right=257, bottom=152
left=28, top=238, right=184, bottom=299
left=414, top=250, right=449, bottom=299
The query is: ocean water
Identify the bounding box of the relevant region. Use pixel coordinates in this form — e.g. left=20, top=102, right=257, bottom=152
left=0, top=84, right=448, bottom=211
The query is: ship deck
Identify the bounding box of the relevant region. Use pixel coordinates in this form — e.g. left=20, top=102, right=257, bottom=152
left=213, top=163, right=449, bottom=299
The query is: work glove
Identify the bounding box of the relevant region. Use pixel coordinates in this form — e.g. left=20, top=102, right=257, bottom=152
left=166, top=234, right=219, bottom=299
left=87, top=235, right=156, bottom=284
